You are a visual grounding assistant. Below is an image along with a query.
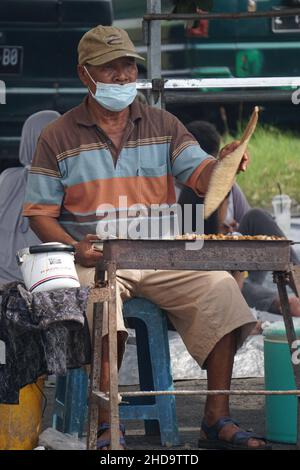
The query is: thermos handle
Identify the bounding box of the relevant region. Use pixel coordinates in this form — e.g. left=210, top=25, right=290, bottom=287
left=16, top=248, right=29, bottom=265
left=16, top=253, right=23, bottom=265
left=29, top=244, right=75, bottom=254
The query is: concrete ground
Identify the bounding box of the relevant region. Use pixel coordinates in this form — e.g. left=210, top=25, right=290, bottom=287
left=42, top=377, right=296, bottom=450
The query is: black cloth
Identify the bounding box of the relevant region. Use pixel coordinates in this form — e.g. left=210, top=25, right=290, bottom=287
left=178, top=187, right=219, bottom=234
left=178, top=187, right=300, bottom=314
left=239, top=208, right=300, bottom=312
left=0, top=282, right=91, bottom=404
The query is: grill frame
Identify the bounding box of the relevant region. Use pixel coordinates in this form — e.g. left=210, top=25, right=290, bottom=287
left=98, top=238, right=291, bottom=272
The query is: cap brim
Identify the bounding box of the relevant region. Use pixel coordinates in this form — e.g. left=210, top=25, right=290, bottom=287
left=83, top=50, right=145, bottom=66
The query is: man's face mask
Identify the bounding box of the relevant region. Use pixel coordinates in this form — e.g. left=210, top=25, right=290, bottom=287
left=84, top=66, right=137, bottom=112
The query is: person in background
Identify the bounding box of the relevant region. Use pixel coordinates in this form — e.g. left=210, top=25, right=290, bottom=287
left=178, top=120, right=300, bottom=317
left=0, top=110, right=60, bottom=285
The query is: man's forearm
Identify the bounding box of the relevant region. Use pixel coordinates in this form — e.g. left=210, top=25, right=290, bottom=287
left=195, top=159, right=216, bottom=195
left=29, top=216, right=77, bottom=246
left=29, top=216, right=102, bottom=267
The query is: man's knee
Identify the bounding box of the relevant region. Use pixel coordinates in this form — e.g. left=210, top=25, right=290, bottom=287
left=242, top=207, right=271, bottom=225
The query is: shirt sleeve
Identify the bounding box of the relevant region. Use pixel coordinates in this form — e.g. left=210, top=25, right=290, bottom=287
left=169, top=115, right=216, bottom=196
left=23, top=136, right=64, bottom=218
left=232, top=183, right=251, bottom=223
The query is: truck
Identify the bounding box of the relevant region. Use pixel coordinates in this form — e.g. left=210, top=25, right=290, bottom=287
left=113, top=0, right=300, bottom=128
left=113, top=0, right=300, bottom=79
left=1, top=0, right=300, bottom=170
left=0, top=0, right=113, bottom=170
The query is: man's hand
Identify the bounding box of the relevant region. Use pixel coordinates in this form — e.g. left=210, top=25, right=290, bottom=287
left=219, top=140, right=250, bottom=173
left=74, top=234, right=103, bottom=267
left=220, top=219, right=239, bottom=234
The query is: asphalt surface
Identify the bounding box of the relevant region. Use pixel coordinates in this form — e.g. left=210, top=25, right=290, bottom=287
left=42, top=377, right=297, bottom=451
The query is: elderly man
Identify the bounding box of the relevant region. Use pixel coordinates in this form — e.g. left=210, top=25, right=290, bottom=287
left=23, top=25, right=270, bottom=450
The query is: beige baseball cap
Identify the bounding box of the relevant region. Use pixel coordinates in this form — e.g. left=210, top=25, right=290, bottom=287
left=78, top=25, right=145, bottom=66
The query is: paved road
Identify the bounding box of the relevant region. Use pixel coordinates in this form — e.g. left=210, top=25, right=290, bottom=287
left=43, top=378, right=296, bottom=450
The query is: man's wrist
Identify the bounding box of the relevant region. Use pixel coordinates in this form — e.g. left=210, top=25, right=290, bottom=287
left=71, top=241, right=80, bottom=263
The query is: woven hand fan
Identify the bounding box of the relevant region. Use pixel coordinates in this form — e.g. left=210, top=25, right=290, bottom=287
left=204, top=106, right=259, bottom=219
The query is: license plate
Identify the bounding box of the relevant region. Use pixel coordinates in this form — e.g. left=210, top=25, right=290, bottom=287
left=0, top=46, right=23, bottom=75
left=272, top=13, right=300, bottom=33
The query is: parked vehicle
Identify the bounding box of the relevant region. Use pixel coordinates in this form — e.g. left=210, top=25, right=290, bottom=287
left=113, top=0, right=300, bottom=129
left=1, top=0, right=299, bottom=169
left=0, top=0, right=113, bottom=169
left=113, top=0, right=300, bottom=79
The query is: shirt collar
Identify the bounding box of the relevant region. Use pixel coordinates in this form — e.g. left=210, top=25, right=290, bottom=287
left=75, top=95, right=142, bottom=127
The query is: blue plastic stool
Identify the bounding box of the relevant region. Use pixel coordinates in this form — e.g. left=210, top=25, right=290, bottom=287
left=52, top=298, right=179, bottom=446
left=52, top=367, right=88, bottom=437
left=120, top=298, right=179, bottom=446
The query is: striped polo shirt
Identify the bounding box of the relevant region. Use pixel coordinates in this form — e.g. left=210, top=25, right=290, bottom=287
left=23, top=97, right=215, bottom=241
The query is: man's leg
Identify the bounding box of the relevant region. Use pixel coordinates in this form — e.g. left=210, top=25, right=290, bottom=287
left=239, top=208, right=300, bottom=315
left=202, top=329, right=265, bottom=448
left=137, top=269, right=268, bottom=448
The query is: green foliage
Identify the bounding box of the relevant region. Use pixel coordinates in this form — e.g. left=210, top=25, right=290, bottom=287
left=223, top=126, right=300, bottom=210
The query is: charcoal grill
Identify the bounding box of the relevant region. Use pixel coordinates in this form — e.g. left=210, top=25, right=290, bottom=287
left=87, top=238, right=300, bottom=450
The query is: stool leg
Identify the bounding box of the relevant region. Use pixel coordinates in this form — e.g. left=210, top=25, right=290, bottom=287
left=53, top=368, right=88, bottom=437
left=122, top=299, right=180, bottom=447
left=52, top=374, right=67, bottom=432
left=134, top=318, right=161, bottom=438
left=145, top=312, right=180, bottom=446
left=65, top=369, right=88, bottom=437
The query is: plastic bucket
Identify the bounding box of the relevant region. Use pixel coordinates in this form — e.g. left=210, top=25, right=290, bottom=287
left=0, top=378, right=44, bottom=450
left=17, top=242, right=80, bottom=293
left=263, top=320, right=300, bottom=444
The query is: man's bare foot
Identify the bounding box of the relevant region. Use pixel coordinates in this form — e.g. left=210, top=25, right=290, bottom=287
left=201, top=416, right=269, bottom=449
left=215, top=421, right=265, bottom=448
left=272, top=296, right=300, bottom=317
left=288, top=296, right=300, bottom=316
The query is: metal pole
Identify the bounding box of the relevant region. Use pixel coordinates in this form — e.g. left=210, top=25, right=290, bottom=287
left=120, top=389, right=300, bottom=397
left=145, top=0, right=162, bottom=108
left=136, top=77, right=300, bottom=89
left=135, top=76, right=300, bottom=106
left=143, top=9, right=300, bottom=21
left=274, top=272, right=300, bottom=450
left=163, top=89, right=296, bottom=104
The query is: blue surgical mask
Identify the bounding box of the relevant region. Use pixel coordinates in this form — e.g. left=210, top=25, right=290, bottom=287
left=84, top=66, right=137, bottom=112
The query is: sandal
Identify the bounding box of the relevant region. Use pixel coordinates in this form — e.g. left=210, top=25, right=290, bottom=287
left=97, top=422, right=126, bottom=450
left=198, top=416, right=272, bottom=450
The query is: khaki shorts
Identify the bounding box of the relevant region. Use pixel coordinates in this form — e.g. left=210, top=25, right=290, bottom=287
left=76, top=265, right=256, bottom=367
